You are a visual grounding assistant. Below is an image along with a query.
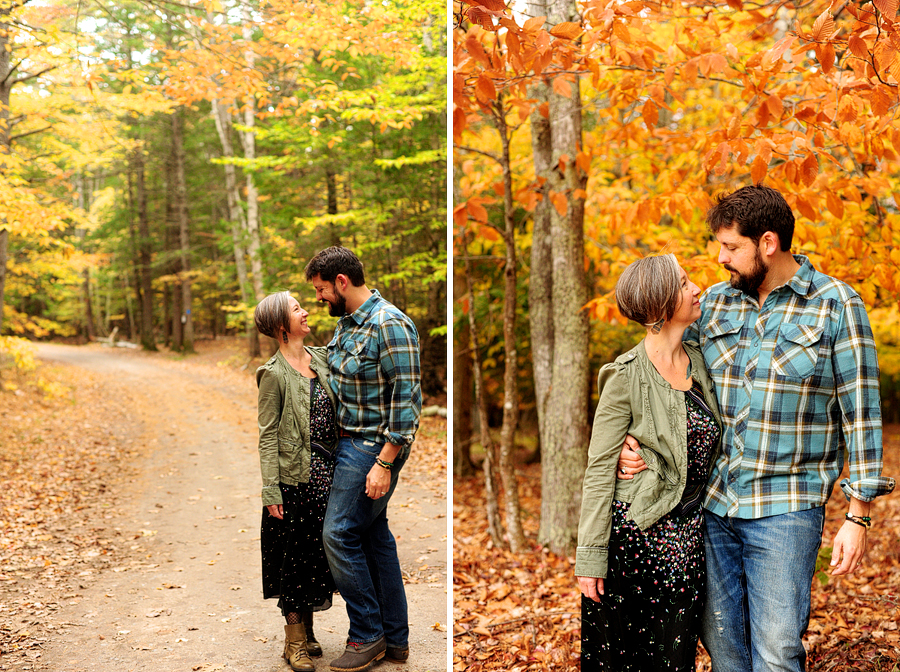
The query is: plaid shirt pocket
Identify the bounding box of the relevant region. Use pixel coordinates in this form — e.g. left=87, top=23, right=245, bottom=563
left=772, top=323, right=825, bottom=379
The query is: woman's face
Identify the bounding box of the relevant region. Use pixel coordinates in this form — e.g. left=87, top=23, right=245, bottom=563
left=672, top=266, right=702, bottom=325
left=285, top=296, right=311, bottom=338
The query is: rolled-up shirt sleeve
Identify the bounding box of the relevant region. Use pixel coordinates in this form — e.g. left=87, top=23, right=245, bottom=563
left=256, top=367, right=284, bottom=506
left=378, top=318, right=422, bottom=448
left=833, top=296, right=895, bottom=502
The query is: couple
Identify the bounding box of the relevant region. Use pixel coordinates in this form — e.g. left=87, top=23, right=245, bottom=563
left=575, top=185, right=894, bottom=671
left=253, top=246, right=422, bottom=672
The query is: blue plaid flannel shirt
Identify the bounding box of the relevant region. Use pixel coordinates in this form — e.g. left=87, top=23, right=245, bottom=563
left=327, top=290, right=422, bottom=457
left=685, top=256, right=894, bottom=519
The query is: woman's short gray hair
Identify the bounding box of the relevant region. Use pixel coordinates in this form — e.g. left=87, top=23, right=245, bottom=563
left=254, top=291, right=292, bottom=338
left=615, top=254, right=681, bottom=328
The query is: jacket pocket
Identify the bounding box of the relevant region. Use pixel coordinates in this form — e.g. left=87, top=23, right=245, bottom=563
left=636, top=446, right=679, bottom=486
left=772, top=322, right=825, bottom=379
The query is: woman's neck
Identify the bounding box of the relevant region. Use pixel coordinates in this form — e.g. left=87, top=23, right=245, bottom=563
left=644, top=326, right=692, bottom=389
left=279, top=338, right=314, bottom=376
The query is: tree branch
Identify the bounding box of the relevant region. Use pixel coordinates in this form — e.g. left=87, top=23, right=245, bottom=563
left=13, top=66, right=57, bottom=86
left=454, top=144, right=502, bottom=164
left=10, top=125, right=52, bottom=143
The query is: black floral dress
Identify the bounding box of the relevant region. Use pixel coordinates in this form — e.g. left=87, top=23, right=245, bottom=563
left=581, top=379, right=720, bottom=671
left=260, top=375, right=336, bottom=614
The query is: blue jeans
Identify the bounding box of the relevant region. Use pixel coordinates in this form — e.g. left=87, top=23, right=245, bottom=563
left=701, top=507, right=825, bottom=672
left=322, top=437, right=408, bottom=647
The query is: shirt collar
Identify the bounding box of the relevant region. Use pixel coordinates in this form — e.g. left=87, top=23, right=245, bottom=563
left=784, top=254, right=814, bottom=297
left=342, top=289, right=381, bottom=326
left=717, top=254, right=814, bottom=300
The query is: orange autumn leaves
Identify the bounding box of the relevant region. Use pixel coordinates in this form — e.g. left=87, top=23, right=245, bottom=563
left=454, top=0, right=900, bottom=317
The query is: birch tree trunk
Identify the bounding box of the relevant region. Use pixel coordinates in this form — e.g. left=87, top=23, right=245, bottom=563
left=172, top=107, right=194, bottom=352
left=241, top=9, right=264, bottom=305
left=211, top=99, right=260, bottom=357
left=529, top=0, right=591, bottom=556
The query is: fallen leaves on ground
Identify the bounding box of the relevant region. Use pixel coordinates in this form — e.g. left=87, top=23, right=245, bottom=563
left=0, top=362, right=142, bottom=667
left=453, top=427, right=900, bottom=672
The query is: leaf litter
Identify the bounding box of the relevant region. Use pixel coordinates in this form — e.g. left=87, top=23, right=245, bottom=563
left=0, top=362, right=144, bottom=669
left=453, top=427, right=900, bottom=671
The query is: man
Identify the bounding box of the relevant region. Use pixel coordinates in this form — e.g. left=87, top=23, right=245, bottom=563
left=618, top=185, right=894, bottom=671
left=305, top=246, right=422, bottom=672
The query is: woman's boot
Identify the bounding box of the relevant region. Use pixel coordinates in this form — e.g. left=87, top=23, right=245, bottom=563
left=302, top=612, right=323, bottom=657
left=283, top=623, right=315, bottom=671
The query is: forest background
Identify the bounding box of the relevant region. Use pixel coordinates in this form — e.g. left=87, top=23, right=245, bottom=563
left=0, top=0, right=448, bottom=395
left=453, top=0, right=900, bottom=668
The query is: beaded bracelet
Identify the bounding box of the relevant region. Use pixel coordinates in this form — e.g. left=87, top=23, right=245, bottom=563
left=845, top=513, right=872, bottom=529
left=376, top=457, right=393, bottom=471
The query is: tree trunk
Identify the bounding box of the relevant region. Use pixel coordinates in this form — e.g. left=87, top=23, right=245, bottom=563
left=463, top=238, right=505, bottom=548
left=172, top=107, right=194, bottom=352
left=132, top=144, right=157, bottom=351
left=531, top=0, right=592, bottom=556
left=0, top=7, right=11, bottom=336
left=326, top=166, right=338, bottom=215
left=528, top=81, right=553, bottom=464
left=241, top=10, right=265, bottom=306
left=211, top=99, right=260, bottom=357
left=76, top=175, right=96, bottom=340
left=453, top=261, right=475, bottom=477
left=494, top=96, right=526, bottom=552
left=0, top=229, right=6, bottom=336
left=164, top=170, right=183, bottom=351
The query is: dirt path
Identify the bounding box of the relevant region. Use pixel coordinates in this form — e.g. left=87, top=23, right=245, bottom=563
left=28, top=343, right=448, bottom=672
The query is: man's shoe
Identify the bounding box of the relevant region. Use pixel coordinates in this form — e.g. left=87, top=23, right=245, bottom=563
left=329, top=637, right=386, bottom=672
left=384, top=645, right=409, bottom=663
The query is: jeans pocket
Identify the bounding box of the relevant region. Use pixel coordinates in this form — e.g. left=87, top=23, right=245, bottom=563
left=348, top=437, right=380, bottom=458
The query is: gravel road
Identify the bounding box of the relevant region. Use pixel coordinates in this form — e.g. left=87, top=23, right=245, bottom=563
left=31, top=343, right=448, bottom=672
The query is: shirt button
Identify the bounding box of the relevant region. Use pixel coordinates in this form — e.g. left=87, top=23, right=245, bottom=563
left=751, top=338, right=759, bottom=347
left=729, top=473, right=737, bottom=484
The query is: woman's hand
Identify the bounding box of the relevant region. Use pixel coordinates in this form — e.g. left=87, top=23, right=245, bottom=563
left=266, top=504, right=284, bottom=519
left=617, top=435, right=647, bottom=479
left=577, top=576, right=605, bottom=602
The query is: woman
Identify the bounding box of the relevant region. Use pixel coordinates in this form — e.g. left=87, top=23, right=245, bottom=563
left=255, top=291, right=337, bottom=672
left=575, top=254, right=722, bottom=671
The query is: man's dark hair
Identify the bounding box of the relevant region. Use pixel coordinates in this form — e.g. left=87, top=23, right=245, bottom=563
left=304, top=246, right=366, bottom=286
left=706, top=184, right=794, bottom=251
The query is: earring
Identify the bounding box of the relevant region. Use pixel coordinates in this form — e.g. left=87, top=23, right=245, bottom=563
left=282, top=331, right=289, bottom=343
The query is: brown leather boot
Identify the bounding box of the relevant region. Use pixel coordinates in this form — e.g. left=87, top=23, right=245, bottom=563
left=283, top=623, right=315, bottom=671
left=302, top=612, right=323, bottom=657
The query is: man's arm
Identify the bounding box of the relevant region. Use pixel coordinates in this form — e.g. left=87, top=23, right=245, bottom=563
left=365, top=318, right=421, bottom=500
left=830, top=295, right=895, bottom=572
left=377, top=317, right=422, bottom=447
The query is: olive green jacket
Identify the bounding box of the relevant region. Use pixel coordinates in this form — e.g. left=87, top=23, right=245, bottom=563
left=575, top=340, right=722, bottom=579
left=256, top=347, right=337, bottom=506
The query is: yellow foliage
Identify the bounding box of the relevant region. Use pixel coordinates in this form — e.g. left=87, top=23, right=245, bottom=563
left=0, top=337, right=37, bottom=374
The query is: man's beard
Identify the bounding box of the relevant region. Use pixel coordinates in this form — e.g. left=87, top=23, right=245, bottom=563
left=726, top=248, right=768, bottom=294
left=325, top=288, right=347, bottom=317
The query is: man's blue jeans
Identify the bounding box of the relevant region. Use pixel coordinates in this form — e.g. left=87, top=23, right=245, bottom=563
left=323, top=437, right=408, bottom=647
left=701, top=507, right=825, bottom=672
